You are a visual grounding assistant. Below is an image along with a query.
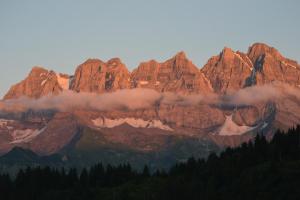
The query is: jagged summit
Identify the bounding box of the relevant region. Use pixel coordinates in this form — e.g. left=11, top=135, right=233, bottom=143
left=83, top=58, right=104, bottom=64
left=82, top=57, right=124, bottom=65
left=107, top=57, right=123, bottom=65
left=3, top=43, right=300, bottom=99
left=201, top=46, right=253, bottom=93
left=220, top=47, right=235, bottom=59
left=4, top=66, right=68, bottom=100
left=247, top=43, right=284, bottom=63
left=248, top=42, right=273, bottom=51
left=131, top=51, right=212, bottom=94
left=1, top=43, right=300, bottom=162
left=174, top=51, right=187, bottom=59
left=30, top=66, right=48, bottom=73
left=70, top=57, right=130, bottom=93
left=248, top=42, right=277, bottom=53
left=201, top=43, right=300, bottom=93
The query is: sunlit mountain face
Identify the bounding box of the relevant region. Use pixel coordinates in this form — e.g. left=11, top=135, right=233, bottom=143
left=1, top=43, right=300, bottom=171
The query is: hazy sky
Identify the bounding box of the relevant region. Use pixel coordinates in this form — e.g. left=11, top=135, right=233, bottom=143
left=0, top=0, right=299, bottom=97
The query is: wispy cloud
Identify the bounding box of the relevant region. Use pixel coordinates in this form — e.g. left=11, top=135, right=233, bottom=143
left=0, top=83, right=299, bottom=113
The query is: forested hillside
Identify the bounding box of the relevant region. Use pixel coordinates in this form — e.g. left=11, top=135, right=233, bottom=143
left=1, top=127, right=300, bottom=200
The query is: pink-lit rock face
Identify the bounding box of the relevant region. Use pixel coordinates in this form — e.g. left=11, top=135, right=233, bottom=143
left=4, top=67, right=68, bottom=100
left=131, top=51, right=213, bottom=94
left=202, top=43, right=300, bottom=94
left=6, top=43, right=300, bottom=100
left=1, top=42, right=300, bottom=156
left=247, top=43, right=300, bottom=86
left=201, top=47, right=253, bottom=93
left=70, top=58, right=131, bottom=93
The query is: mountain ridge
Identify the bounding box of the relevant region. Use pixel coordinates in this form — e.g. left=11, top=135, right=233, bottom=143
left=4, top=42, right=299, bottom=100
left=0, top=42, right=300, bottom=169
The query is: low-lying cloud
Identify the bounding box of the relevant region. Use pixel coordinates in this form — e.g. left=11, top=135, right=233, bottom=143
left=223, top=83, right=300, bottom=105
left=0, top=83, right=300, bottom=113
left=0, top=89, right=162, bottom=112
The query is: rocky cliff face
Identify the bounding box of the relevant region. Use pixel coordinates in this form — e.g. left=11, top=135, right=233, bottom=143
left=131, top=51, right=213, bottom=94
left=202, top=43, right=300, bottom=94
left=5, top=43, right=300, bottom=99
left=247, top=43, right=300, bottom=86
left=1, top=42, right=299, bottom=161
left=201, top=47, right=253, bottom=93
left=4, top=67, right=70, bottom=100
left=70, top=58, right=131, bottom=93
left=4, top=52, right=213, bottom=99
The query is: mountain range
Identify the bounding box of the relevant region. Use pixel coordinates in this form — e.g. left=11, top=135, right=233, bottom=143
left=1, top=42, right=300, bottom=170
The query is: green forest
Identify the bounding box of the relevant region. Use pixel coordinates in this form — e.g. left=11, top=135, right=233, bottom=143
left=1, top=127, right=300, bottom=200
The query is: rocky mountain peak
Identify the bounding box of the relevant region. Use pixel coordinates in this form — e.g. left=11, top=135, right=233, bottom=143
left=201, top=43, right=300, bottom=91
left=70, top=58, right=131, bottom=93
left=146, top=59, right=159, bottom=66
left=1, top=43, right=300, bottom=163
left=4, top=42, right=300, bottom=99
left=83, top=58, right=104, bottom=63
left=246, top=43, right=300, bottom=86
left=30, top=66, right=48, bottom=74
left=201, top=47, right=253, bottom=93
left=4, top=66, right=67, bottom=100
left=220, top=47, right=235, bottom=61
left=131, top=52, right=212, bottom=94
left=247, top=43, right=284, bottom=63
left=165, top=51, right=196, bottom=71
left=106, top=58, right=129, bottom=74
left=174, top=51, right=187, bottom=60
left=107, top=57, right=122, bottom=66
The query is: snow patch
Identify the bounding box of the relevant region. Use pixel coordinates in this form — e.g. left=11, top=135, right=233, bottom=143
left=201, top=73, right=214, bottom=90
left=234, top=52, right=253, bottom=71
left=10, top=127, right=46, bottom=144
left=261, top=122, right=268, bottom=130
left=219, top=115, right=256, bottom=136
left=288, top=64, right=297, bottom=69
left=282, top=61, right=297, bottom=69
left=234, top=52, right=243, bottom=62
left=56, top=74, right=70, bottom=90
left=41, top=79, right=47, bottom=86
left=139, top=81, right=149, bottom=85
left=244, top=55, right=254, bottom=67
left=92, top=117, right=173, bottom=131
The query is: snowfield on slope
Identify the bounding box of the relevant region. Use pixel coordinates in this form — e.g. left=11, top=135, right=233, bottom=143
left=56, top=74, right=70, bottom=90
left=219, top=115, right=256, bottom=136
left=92, top=117, right=173, bottom=131
left=10, top=127, right=47, bottom=144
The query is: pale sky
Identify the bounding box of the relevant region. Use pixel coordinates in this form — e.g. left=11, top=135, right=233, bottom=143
left=0, top=0, right=299, bottom=97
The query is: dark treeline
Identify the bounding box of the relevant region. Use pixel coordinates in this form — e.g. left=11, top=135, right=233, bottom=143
left=2, top=127, right=300, bottom=200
